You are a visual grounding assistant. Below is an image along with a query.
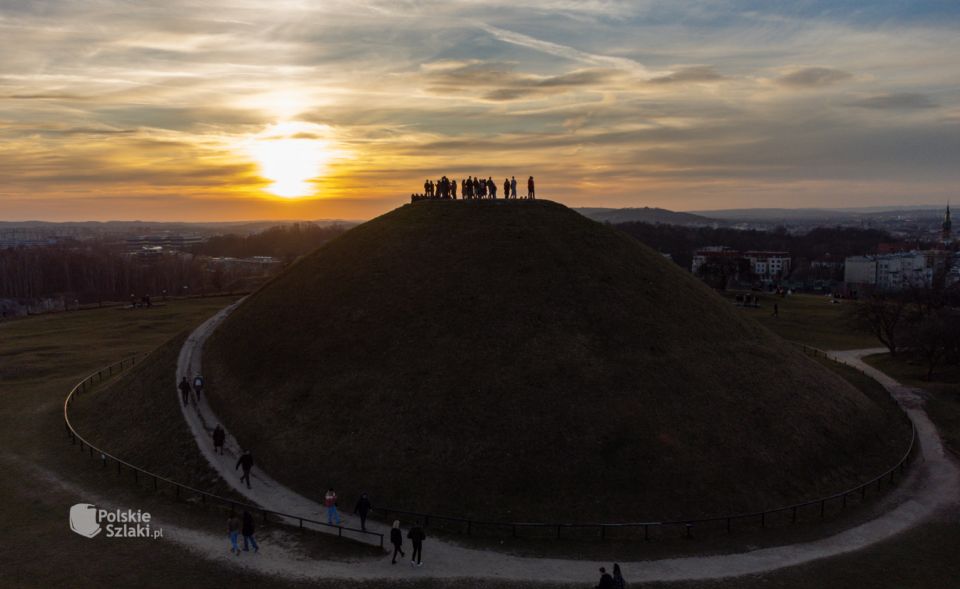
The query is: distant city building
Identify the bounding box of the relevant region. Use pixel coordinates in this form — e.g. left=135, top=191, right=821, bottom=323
left=843, top=256, right=879, bottom=286
left=692, top=247, right=791, bottom=285
left=844, top=250, right=952, bottom=291
left=124, top=234, right=205, bottom=252
left=743, top=251, right=792, bottom=281
left=691, top=246, right=740, bottom=275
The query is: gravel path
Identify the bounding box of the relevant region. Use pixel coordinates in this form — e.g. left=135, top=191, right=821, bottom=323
left=175, top=308, right=960, bottom=584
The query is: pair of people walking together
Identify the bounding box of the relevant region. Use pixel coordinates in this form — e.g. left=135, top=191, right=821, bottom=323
left=390, top=520, right=426, bottom=566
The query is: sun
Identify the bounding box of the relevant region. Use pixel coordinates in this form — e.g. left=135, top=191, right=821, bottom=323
left=246, top=122, right=336, bottom=198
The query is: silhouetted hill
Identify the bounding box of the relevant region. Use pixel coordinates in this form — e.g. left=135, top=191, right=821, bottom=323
left=203, top=200, right=909, bottom=522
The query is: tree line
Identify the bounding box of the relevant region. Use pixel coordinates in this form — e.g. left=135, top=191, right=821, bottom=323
left=0, top=223, right=348, bottom=307
left=193, top=223, right=349, bottom=260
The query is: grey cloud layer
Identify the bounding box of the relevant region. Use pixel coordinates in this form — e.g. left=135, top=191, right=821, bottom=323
left=1, top=0, right=959, bottom=215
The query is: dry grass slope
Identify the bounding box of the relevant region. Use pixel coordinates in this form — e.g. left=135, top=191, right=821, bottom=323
left=203, top=200, right=910, bottom=523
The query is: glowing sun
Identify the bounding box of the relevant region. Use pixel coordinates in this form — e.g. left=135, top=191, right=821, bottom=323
left=247, top=121, right=336, bottom=198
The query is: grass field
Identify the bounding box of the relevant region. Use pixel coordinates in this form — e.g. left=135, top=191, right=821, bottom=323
left=0, top=253, right=957, bottom=588
left=725, top=291, right=878, bottom=350
left=0, top=297, right=380, bottom=589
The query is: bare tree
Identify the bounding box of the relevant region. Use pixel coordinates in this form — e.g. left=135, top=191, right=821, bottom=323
left=849, top=294, right=909, bottom=356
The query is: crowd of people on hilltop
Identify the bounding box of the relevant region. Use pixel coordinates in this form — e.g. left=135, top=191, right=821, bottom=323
left=411, top=175, right=535, bottom=202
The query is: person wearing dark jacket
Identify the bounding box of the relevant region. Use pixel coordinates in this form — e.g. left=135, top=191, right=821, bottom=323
left=354, top=493, right=372, bottom=531
left=408, top=521, right=426, bottom=567
left=596, top=567, right=614, bottom=589
left=178, top=377, right=191, bottom=406
left=212, top=425, right=225, bottom=455
left=236, top=450, right=253, bottom=488
left=241, top=510, right=259, bottom=553
left=390, top=520, right=405, bottom=564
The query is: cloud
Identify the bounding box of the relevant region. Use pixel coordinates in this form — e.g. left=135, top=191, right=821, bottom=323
left=776, top=67, right=852, bottom=88
left=847, top=92, right=938, bottom=110
left=1, top=0, right=959, bottom=217
left=648, top=66, right=725, bottom=84
left=422, top=62, right=619, bottom=101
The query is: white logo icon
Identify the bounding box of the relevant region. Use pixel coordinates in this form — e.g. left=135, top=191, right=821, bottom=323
left=70, top=503, right=101, bottom=538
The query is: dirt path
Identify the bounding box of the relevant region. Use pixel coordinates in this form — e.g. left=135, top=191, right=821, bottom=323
left=176, top=310, right=960, bottom=584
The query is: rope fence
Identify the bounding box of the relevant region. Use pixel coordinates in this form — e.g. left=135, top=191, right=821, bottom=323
left=63, top=355, right=384, bottom=548
left=64, top=350, right=917, bottom=543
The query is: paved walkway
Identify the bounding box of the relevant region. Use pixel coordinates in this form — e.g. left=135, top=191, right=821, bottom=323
left=176, top=310, right=960, bottom=584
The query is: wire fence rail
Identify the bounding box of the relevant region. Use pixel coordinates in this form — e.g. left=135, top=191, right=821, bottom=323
left=65, top=350, right=917, bottom=544
left=62, top=354, right=385, bottom=548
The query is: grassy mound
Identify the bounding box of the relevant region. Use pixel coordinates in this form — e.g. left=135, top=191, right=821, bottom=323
left=204, top=200, right=910, bottom=522
left=70, top=333, right=235, bottom=496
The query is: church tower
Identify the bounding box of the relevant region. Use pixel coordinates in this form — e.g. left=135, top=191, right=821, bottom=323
left=943, top=203, right=952, bottom=244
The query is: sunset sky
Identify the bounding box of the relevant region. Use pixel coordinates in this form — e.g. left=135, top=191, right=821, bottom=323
left=2, top=1, right=958, bottom=221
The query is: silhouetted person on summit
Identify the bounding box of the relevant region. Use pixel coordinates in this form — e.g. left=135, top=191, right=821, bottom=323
left=527, top=176, right=535, bottom=200
left=503, top=178, right=510, bottom=199
left=236, top=450, right=253, bottom=488
left=510, top=176, right=517, bottom=198
left=178, top=377, right=191, bottom=406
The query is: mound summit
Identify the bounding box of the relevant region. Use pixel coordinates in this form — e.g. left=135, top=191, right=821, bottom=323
left=204, top=200, right=908, bottom=522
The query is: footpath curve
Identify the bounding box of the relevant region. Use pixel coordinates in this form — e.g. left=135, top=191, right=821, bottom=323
left=176, top=306, right=960, bottom=583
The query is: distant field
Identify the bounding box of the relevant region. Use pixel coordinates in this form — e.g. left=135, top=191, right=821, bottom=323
left=725, top=291, right=878, bottom=350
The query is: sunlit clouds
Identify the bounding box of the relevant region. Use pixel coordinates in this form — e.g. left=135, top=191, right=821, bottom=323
left=1, top=1, right=959, bottom=220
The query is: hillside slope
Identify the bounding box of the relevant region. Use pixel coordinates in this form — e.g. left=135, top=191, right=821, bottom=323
left=204, top=200, right=909, bottom=522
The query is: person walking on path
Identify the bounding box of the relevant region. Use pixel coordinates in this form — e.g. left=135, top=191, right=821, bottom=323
left=612, top=564, right=627, bottom=589
left=408, top=521, right=426, bottom=567
left=241, top=510, right=259, bottom=553
left=390, top=520, right=405, bottom=564
left=324, top=488, right=341, bottom=525
left=227, top=513, right=241, bottom=555
left=178, top=377, right=191, bottom=406
left=596, top=566, right=614, bottom=589
left=527, top=176, right=535, bottom=200
left=772, top=303, right=779, bottom=317
left=354, top=493, right=372, bottom=531
left=193, top=374, right=204, bottom=402
left=212, top=425, right=225, bottom=455
left=236, top=450, right=253, bottom=489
